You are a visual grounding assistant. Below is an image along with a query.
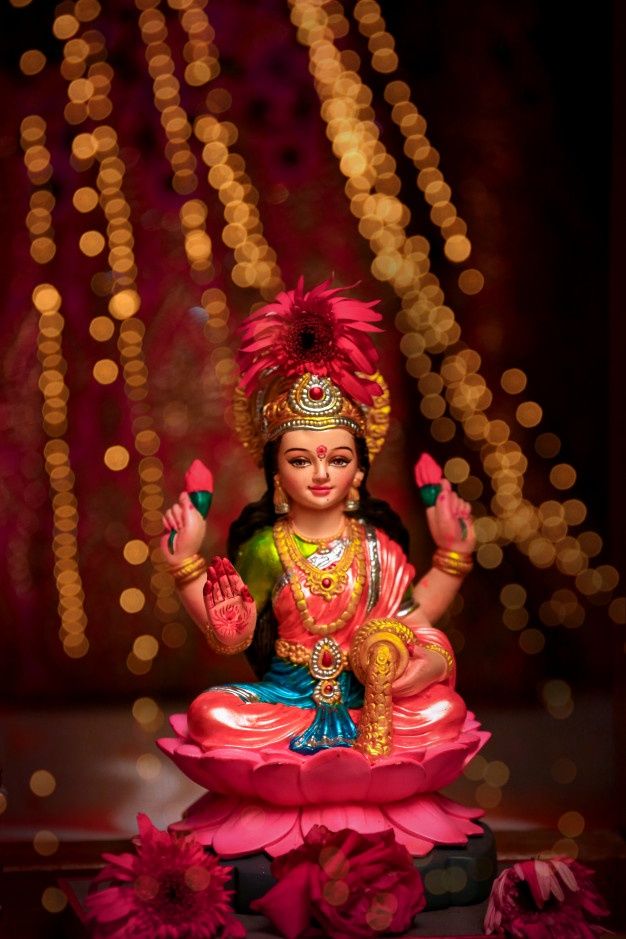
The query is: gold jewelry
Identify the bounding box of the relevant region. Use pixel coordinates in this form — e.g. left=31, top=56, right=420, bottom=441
left=205, top=627, right=252, bottom=655
left=275, top=638, right=350, bottom=671
left=345, top=485, right=360, bottom=512
left=419, top=641, right=454, bottom=676
left=349, top=618, right=415, bottom=759
left=273, top=479, right=289, bottom=515
left=289, top=518, right=346, bottom=547
left=432, top=548, right=473, bottom=578
left=170, top=554, right=206, bottom=587
left=274, top=518, right=367, bottom=636
left=232, top=370, right=390, bottom=465
left=275, top=517, right=358, bottom=601
left=277, top=637, right=349, bottom=708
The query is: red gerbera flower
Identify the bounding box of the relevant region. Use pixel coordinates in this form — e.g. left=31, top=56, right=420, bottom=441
left=85, top=814, right=245, bottom=939
left=237, top=276, right=383, bottom=404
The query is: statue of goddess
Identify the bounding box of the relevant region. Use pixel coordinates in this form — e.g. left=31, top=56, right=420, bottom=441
left=159, top=279, right=488, bottom=859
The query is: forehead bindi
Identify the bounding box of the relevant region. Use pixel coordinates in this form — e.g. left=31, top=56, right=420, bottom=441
left=316, top=445, right=328, bottom=458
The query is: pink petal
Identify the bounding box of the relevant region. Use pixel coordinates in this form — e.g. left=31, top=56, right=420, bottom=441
left=390, top=830, right=435, bottom=855
left=86, top=885, right=136, bottom=922
left=213, top=803, right=299, bottom=857
left=422, top=741, right=478, bottom=790
left=184, top=459, right=213, bottom=493
left=435, top=793, right=485, bottom=820
left=168, top=713, right=188, bottom=737
left=335, top=336, right=375, bottom=373
left=301, top=803, right=388, bottom=835
left=252, top=759, right=305, bottom=806
left=384, top=794, right=476, bottom=844
left=264, top=816, right=304, bottom=856
left=414, top=453, right=443, bottom=487
left=367, top=757, right=428, bottom=802
left=300, top=748, right=371, bottom=803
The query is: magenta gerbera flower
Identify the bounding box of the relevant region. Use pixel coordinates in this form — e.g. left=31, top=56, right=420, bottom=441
left=85, top=814, right=245, bottom=939
left=237, top=276, right=383, bottom=404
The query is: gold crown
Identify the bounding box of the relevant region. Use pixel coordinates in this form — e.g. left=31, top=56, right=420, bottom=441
left=232, top=371, right=390, bottom=465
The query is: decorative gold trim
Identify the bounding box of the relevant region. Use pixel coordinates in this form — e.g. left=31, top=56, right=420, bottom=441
left=275, top=638, right=350, bottom=672
left=232, top=371, right=390, bottom=464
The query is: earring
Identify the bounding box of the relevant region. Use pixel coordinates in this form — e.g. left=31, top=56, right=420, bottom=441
left=345, top=485, right=360, bottom=512
left=273, top=479, right=289, bottom=515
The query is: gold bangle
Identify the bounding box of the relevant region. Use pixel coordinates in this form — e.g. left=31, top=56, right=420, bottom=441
left=205, top=627, right=252, bottom=656
left=170, top=554, right=206, bottom=587
left=419, top=641, right=455, bottom=675
left=432, top=548, right=473, bottom=578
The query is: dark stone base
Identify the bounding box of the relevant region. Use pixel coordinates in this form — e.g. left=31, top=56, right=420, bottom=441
left=222, top=822, right=496, bottom=915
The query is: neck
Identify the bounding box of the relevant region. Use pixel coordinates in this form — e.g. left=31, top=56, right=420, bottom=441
left=287, top=505, right=347, bottom=542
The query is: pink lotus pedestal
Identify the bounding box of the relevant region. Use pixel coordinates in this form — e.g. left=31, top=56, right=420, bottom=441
left=158, top=713, right=490, bottom=859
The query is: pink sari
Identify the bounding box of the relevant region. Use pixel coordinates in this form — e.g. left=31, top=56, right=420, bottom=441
left=187, top=525, right=466, bottom=753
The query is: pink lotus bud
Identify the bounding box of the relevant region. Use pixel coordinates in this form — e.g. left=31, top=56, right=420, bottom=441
left=414, top=453, right=443, bottom=488
left=184, top=459, right=213, bottom=494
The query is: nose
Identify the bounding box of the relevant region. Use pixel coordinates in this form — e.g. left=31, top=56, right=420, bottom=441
left=312, top=460, right=330, bottom=482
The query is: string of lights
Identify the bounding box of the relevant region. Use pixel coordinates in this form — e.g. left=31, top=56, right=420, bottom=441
left=288, top=0, right=621, bottom=629
left=20, top=113, right=90, bottom=661
left=350, top=0, right=482, bottom=295
left=43, top=3, right=176, bottom=677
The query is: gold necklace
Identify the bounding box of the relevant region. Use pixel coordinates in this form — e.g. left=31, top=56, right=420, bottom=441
left=289, top=518, right=346, bottom=549
left=274, top=517, right=367, bottom=636
left=277, top=517, right=356, bottom=600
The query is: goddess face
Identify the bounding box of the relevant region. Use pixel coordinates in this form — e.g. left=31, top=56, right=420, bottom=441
left=277, top=428, right=364, bottom=513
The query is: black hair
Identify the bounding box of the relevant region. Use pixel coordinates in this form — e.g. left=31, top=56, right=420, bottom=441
left=226, top=435, right=410, bottom=676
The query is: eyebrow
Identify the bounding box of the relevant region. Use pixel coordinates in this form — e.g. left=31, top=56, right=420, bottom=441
left=284, top=446, right=354, bottom=454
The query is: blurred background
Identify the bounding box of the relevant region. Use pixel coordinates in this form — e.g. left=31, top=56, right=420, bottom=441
left=0, top=0, right=624, bottom=903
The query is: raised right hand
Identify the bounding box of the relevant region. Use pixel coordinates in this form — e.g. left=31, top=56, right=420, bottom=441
left=204, top=557, right=256, bottom=644
left=161, top=491, right=206, bottom=565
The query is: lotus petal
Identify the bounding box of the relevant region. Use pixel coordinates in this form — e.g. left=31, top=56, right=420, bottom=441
left=367, top=757, right=428, bottom=802
left=252, top=759, right=305, bottom=806
left=264, top=816, right=304, bottom=857
left=300, top=748, right=371, bottom=804
left=384, top=794, right=474, bottom=844
left=213, top=803, right=298, bottom=858
left=301, top=803, right=388, bottom=836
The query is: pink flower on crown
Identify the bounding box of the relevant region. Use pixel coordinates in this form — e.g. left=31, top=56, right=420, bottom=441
left=237, top=277, right=383, bottom=405
left=85, top=814, right=244, bottom=939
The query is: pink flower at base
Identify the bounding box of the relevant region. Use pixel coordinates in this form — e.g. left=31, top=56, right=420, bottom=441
left=252, top=825, right=426, bottom=939
left=85, top=814, right=245, bottom=939
left=484, top=856, right=610, bottom=939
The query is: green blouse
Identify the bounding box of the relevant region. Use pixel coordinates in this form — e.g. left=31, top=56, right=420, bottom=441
left=235, top=526, right=320, bottom=611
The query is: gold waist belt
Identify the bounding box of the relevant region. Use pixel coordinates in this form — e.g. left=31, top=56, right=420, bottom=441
left=275, top=638, right=351, bottom=673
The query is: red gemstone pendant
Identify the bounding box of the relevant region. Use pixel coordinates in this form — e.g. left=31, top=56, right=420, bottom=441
left=308, top=385, right=324, bottom=400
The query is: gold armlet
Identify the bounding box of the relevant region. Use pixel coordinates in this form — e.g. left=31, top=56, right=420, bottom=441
left=205, top=627, right=252, bottom=656
left=432, top=548, right=473, bottom=578
left=170, top=554, right=206, bottom=588
left=419, top=641, right=455, bottom=676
